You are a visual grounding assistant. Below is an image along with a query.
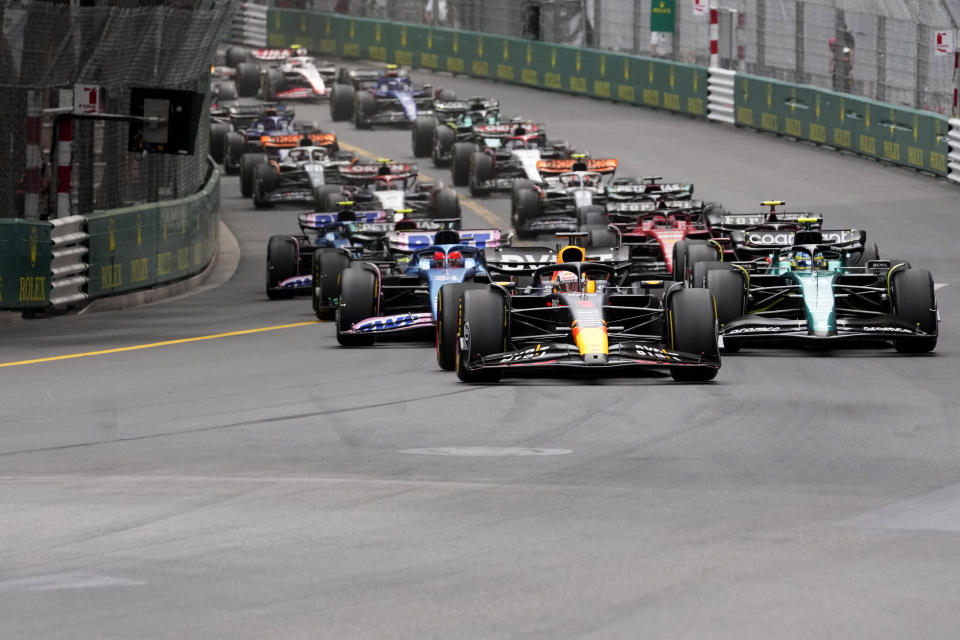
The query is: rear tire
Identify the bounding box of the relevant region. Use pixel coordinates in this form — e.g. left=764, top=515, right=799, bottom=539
left=234, top=62, right=260, bottom=98
left=412, top=116, right=434, bottom=157
left=432, top=187, right=461, bottom=222
left=225, top=45, right=248, bottom=68
left=847, top=240, right=879, bottom=267
left=330, top=83, right=354, bottom=121
left=667, top=288, right=719, bottom=382
left=456, top=289, right=506, bottom=382
left=587, top=227, right=618, bottom=248
left=266, top=235, right=298, bottom=300
left=703, top=268, right=746, bottom=351
left=336, top=267, right=378, bottom=346
left=313, top=248, right=351, bottom=320
left=673, top=239, right=720, bottom=282
left=891, top=268, right=938, bottom=353
left=224, top=132, right=245, bottom=174
left=253, top=163, right=279, bottom=208
left=209, top=123, right=230, bottom=165
left=451, top=142, right=476, bottom=186
left=576, top=205, right=607, bottom=229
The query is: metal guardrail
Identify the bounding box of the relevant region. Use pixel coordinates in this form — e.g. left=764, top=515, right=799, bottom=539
left=227, top=2, right=269, bottom=48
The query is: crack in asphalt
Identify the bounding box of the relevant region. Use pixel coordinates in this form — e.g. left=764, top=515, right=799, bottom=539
left=0, top=386, right=482, bottom=458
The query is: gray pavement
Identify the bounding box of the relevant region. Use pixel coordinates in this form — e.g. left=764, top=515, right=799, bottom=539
left=1, top=68, right=959, bottom=639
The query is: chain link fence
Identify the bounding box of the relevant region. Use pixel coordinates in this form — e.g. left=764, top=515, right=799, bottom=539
left=311, top=0, right=959, bottom=114
left=0, top=2, right=235, bottom=219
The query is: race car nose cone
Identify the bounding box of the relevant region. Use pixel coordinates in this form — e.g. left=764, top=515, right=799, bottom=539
left=584, top=353, right=607, bottom=366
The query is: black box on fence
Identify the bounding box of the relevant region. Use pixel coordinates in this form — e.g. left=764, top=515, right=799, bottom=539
left=128, top=87, right=204, bottom=155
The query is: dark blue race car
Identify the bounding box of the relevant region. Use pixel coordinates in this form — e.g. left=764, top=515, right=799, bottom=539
left=328, top=65, right=440, bottom=128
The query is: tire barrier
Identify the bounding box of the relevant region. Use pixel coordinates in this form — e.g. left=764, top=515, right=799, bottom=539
left=0, top=161, right=220, bottom=313
left=947, top=118, right=960, bottom=185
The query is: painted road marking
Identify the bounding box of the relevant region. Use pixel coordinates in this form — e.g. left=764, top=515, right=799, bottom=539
left=935, top=283, right=949, bottom=290
left=0, top=573, right=145, bottom=591
left=839, top=482, right=960, bottom=532
left=336, top=140, right=509, bottom=229
left=0, top=321, right=318, bottom=369
left=399, top=447, right=572, bottom=457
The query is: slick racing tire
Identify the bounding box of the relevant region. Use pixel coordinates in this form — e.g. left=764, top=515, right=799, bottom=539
left=456, top=289, right=505, bottom=383
left=225, top=45, right=248, bottom=68
left=209, top=123, right=230, bottom=165
left=314, top=185, right=346, bottom=212
left=587, top=227, right=619, bottom=248
left=469, top=152, right=494, bottom=198
left=451, top=142, right=477, bottom=186
left=576, top=205, right=607, bottom=229
left=673, top=239, right=720, bottom=282
left=330, top=83, right=354, bottom=121
left=252, top=163, right=279, bottom=208
left=313, top=248, right=351, bottom=320
left=666, top=288, right=719, bottom=382
left=224, top=132, right=245, bottom=175
left=234, top=62, right=260, bottom=98
left=690, top=261, right=734, bottom=289
left=437, top=282, right=487, bottom=371
left=433, top=125, right=456, bottom=167
left=265, top=68, right=285, bottom=100
left=510, top=179, right=535, bottom=214
left=702, top=267, right=746, bottom=352
left=514, top=187, right=541, bottom=240
left=336, top=267, right=378, bottom=346
left=891, top=267, right=938, bottom=353
left=432, top=187, right=461, bottom=222
left=216, top=81, right=238, bottom=102
left=240, top=153, right=267, bottom=198
left=266, top=235, right=298, bottom=300
left=354, top=91, right=375, bottom=129
left=412, top=116, right=434, bottom=158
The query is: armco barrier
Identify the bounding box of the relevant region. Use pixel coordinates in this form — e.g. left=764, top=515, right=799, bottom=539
left=268, top=11, right=708, bottom=119
left=0, top=161, right=220, bottom=312
left=267, top=10, right=953, bottom=181
left=733, top=73, right=950, bottom=178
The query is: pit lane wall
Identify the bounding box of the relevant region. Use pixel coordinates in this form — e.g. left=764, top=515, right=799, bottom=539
left=266, top=10, right=952, bottom=180
left=0, top=162, right=220, bottom=311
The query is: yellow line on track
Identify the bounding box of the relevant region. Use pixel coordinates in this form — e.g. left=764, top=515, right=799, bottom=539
left=336, top=139, right=508, bottom=229
left=0, top=321, right=318, bottom=369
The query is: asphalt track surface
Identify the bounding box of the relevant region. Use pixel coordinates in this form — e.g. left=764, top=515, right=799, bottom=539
left=2, top=68, right=960, bottom=639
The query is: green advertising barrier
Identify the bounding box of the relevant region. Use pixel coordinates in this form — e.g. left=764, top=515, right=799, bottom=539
left=267, top=11, right=708, bottom=118
left=86, top=162, right=221, bottom=299
left=0, top=220, right=52, bottom=310
left=734, top=73, right=949, bottom=177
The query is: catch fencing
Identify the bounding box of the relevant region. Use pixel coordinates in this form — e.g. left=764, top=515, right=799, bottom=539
left=0, top=2, right=235, bottom=220
left=313, top=0, right=960, bottom=115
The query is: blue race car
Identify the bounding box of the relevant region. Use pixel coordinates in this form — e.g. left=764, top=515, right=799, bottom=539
left=335, top=228, right=503, bottom=347
left=328, top=65, right=439, bottom=129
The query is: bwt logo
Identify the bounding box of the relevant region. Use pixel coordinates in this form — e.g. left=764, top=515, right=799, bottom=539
left=404, top=232, right=497, bottom=248
left=305, top=211, right=383, bottom=225
left=357, top=314, right=416, bottom=332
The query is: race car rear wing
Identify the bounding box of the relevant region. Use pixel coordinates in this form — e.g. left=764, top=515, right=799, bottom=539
left=473, top=122, right=545, bottom=136
left=298, top=210, right=390, bottom=231
left=733, top=228, right=865, bottom=249
left=606, top=200, right=705, bottom=214
left=260, top=132, right=336, bottom=148
left=251, top=48, right=304, bottom=61
left=716, top=212, right=823, bottom=227
left=482, top=246, right=558, bottom=274
left=388, top=229, right=502, bottom=251
left=338, top=163, right=418, bottom=179
left=536, top=158, right=618, bottom=174
left=606, top=183, right=693, bottom=197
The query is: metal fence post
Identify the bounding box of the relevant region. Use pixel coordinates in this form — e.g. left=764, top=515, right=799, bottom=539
left=756, top=0, right=765, bottom=75
left=795, top=1, right=804, bottom=83
left=876, top=14, right=886, bottom=103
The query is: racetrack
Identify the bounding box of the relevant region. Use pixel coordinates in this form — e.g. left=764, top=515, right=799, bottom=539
left=2, top=68, right=960, bottom=639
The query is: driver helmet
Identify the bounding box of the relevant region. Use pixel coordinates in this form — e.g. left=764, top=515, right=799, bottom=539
left=552, top=270, right=579, bottom=293
left=447, top=250, right=464, bottom=268
left=791, top=249, right=813, bottom=270
left=581, top=174, right=597, bottom=187
left=812, top=250, right=828, bottom=270
left=431, top=250, right=446, bottom=268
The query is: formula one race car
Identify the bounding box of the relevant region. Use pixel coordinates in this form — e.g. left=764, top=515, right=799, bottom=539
left=244, top=145, right=357, bottom=208
left=511, top=155, right=619, bottom=239
left=224, top=104, right=338, bottom=176
left=255, top=47, right=335, bottom=101
left=411, top=96, right=501, bottom=166
left=456, top=122, right=573, bottom=197
left=686, top=220, right=937, bottom=353
left=335, top=228, right=504, bottom=346
left=320, top=160, right=462, bottom=227
left=265, top=208, right=398, bottom=300
left=450, top=243, right=720, bottom=382
left=328, top=65, right=439, bottom=128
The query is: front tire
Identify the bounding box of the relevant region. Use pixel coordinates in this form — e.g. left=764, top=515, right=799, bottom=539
left=514, top=187, right=541, bottom=240
left=891, top=267, right=938, bottom=353
left=336, top=267, right=378, bottom=346
left=433, top=125, right=456, bottom=167
left=673, top=239, right=720, bottom=282
left=313, top=248, right=351, bottom=320
left=412, top=116, right=434, bottom=157
left=266, top=235, right=298, bottom=300
left=354, top=91, right=375, bottom=129
left=469, top=152, right=494, bottom=198
left=451, top=142, right=476, bottom=186
left=667, top=288, right=719, bottom=382
left=456, top=289, right=506, bottom=382
left=437, top=282, right=486, bottom=370
left=432, top=187, right=461, bottom=222
left=330, top=83, right=355, bottom=121
left=240, top=153, right=266, bottom=197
